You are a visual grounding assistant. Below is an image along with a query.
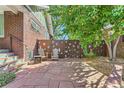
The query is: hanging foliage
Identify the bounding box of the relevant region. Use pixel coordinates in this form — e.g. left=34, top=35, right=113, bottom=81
left=49, top=5, right=124, bottom=59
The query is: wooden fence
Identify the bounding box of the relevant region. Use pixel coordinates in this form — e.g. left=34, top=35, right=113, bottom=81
left=37, top=40, right=108, bottom=58
left=38, top=40, right=82, bottom=58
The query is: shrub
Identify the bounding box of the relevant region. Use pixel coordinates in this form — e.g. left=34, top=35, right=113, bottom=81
left=0, top=72, right=16, bottom=87
left=85, top=51, right=96, bottom=58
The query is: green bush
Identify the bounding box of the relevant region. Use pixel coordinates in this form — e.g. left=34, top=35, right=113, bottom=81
left=85, top=51, right=96, bottom=58
left=0, top=72, right=16, bottom=87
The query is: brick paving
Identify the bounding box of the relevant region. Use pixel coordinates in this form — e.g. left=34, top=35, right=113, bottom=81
left=4, top=58, right=122, bottom=88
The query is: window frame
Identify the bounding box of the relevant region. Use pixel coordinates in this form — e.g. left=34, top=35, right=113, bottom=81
left=0, top=13, right=4, bottom=38
left=31, top=19, right=40, bottom=32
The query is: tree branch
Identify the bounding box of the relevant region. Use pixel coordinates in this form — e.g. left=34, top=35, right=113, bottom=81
left=113, top=36, right=121, bottom=60
left=104, top=39, right=113, bottom=60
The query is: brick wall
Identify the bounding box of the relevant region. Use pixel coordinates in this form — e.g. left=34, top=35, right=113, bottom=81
left=0, top=8, right=48, bottom=60
left=23, top=11, right=48, bottom=60
left=0, top=11, right=23, bottom=58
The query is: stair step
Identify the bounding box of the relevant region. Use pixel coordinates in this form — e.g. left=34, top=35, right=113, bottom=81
left=0, top=52, right=15, bottom=58
left=0, top=49, right=19, bottom=66
left=0, top=56, right=18, bottom=64
left=0, top=58, right=7, bottom=63
left=0, top=49, right=10, bottom=53
left=0, top=52, right=15, bottom=57
left=7, top=56, right=18, bottom=61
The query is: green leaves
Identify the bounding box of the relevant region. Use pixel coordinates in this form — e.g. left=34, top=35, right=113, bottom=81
left=0, top=72, right=16, bottom=87
left=49, top=5, right=124, bottom=53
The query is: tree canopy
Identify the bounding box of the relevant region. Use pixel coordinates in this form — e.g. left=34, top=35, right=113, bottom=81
left=49, top=5, right=124, bottom=54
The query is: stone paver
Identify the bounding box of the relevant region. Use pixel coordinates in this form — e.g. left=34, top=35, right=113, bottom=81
left=4, top=58, right=122, bottom=88
left=59, top=81, right=74, bottom=88
left=48, top=79, right=60, bottom=88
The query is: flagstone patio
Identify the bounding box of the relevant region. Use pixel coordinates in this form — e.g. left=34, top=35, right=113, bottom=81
left=3, top=58, right=122, bottom=88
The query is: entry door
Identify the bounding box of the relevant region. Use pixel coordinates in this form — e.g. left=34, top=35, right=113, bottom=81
left=0, top=14, right=4, bottom=38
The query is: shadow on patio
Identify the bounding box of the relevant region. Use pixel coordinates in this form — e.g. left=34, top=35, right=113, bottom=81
left=3, top=58, right=122, bottom=88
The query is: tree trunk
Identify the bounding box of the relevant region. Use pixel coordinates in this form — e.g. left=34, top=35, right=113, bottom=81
left=104, top=40, right=113, bottom=60
left=113, top=36, right=120, bottom=61
left=104, top=36, right=120, bottom=61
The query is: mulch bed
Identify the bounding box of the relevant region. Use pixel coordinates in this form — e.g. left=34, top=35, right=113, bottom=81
left=84, top=57, right=113, bottom=76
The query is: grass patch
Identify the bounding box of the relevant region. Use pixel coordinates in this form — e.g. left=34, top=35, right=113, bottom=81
left=0, top=72, right=16, bottom=87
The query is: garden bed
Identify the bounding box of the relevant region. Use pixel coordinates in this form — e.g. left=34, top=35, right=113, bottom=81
left=0, top=72, right=16, bottom=87
left=84, top=57, right=113, bottom=76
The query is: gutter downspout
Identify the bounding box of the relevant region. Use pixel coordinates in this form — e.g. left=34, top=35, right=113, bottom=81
left=45, top=12, right=54, bottom=40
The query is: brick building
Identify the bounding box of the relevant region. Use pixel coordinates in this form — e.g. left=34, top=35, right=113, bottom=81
left=0, top=5, right=53, bottom=61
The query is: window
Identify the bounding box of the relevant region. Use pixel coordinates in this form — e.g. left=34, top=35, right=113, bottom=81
left=0, top=14, right=4, bottom=38
left=31, top=19, right=40, bottom=32
left=33, top=11, right=48, bottom=31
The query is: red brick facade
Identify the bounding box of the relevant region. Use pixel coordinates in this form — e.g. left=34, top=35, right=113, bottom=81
left=0, top=11, right=23, bottom=58
left=0, top=8, right=48, bottom=60
left=23, top=10, right=47, bottom=60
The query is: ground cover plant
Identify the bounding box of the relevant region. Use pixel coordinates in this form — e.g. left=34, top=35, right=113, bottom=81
left=0, top=72, right=16, bottom=87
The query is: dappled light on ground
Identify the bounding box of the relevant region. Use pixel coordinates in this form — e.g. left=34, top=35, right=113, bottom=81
left=4, top=58, right=122, bottom=88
